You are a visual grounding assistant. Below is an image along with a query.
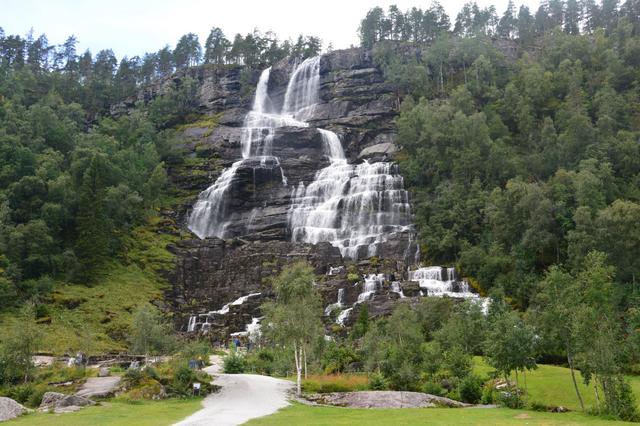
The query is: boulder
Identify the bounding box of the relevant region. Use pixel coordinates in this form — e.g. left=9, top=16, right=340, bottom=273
left=0, top=397, right=26, bottom=422
left=98, top=367, right=110, bottom=377
left=304, top=391, right=470, bottom=408
left=358, top=142, right=398, bottom=160
left=40, top=392, right=95, bottom=413
left=39, top=392, right=66, bottom=410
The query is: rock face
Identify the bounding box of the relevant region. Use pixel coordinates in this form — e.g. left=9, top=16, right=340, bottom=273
left=305, top=391, right=469, bottom=408
left=0, top=397, right=25, bottom=422
left=145, top=48, right=499, bottom=340
left=156, top=48, right=426, bottom=338
left=75, top=376, right=122, bottom=399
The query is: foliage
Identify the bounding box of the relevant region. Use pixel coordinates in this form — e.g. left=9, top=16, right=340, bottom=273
left=261, top=262, right=324, bottom=396
left=0, top=305, right=41, bottom=384
left=459, top=374, right=484, bottom=403
left=302, top=374, right=369, bottom=393
left=223, top=351, right=247, bottom=374
left=128, top=304, right=177, bottom=355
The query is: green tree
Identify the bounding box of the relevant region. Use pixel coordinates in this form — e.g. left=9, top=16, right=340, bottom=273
left=485, top=310, right=538, bottom=394
left=261, top=262, right=323, bottom=396
left=129, top=304, right=176, bottom=356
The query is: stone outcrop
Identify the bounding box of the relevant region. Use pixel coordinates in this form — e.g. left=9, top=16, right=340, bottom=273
left=0, top=397, right=26, bottom=422
left=304, top=391, right=470, bottom=408
left=39, top=392, right=95, bottom=413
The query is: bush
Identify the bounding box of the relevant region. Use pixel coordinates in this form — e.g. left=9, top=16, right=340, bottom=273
left=368, top=372, right=388, bottom=390
left=481, top=384, right=495, bottom=404
left=245, top=349, right=275, bottom=375
left=422, top=380, right=445, bottom=396
left=459, top=374, right=483, bottom=404
left=303, top=374, right=369, bottom=394
left=170, top=364, right=199, bottom=396
left=124, top=367, right=145, bottom=386
left=222, top=352, right=246, bottom=374
left=497, top=390, right=524, bottom=409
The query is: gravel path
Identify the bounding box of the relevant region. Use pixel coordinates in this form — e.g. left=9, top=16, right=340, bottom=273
left=174, top=356, right=293, bottom=426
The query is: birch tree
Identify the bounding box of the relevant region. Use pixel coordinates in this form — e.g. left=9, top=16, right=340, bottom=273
left=261, top=262, right=323, bottom=396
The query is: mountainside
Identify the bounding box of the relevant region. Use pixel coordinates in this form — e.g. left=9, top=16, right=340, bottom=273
left=152, top=48, right=425, bottom=338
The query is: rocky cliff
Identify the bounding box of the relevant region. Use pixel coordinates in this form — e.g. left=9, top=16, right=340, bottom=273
left=149, top=49, right=428, bottom=338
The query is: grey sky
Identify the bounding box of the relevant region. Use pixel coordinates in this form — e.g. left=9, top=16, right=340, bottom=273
left=2, top=0, right=541, bottom=59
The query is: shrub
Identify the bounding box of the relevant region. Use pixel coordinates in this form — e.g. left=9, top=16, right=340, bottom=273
left=481, top=384, right=495, bottom=404
left=222, top=352, right=246, bottom=374
left=171, top=364, right=198, bottom=396
left=422, top=380, right=445, bottom=396
left=368, top=372, right=388, bottom=390
left=347, top=273, right=360, bottom=283
left=497, top=390, right=524, bottom=409
left=124, top=367, right=145, bottom=386
left=459, top=374, right=483, bottom=404
left=303, top=374, right=369, bottom=394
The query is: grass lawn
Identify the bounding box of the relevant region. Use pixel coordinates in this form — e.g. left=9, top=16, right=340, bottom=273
left=8, top=399, right=202, bottom=426
left=246, top=403, right=635, bottom=426
left=473, top=358, right=640, bottom=411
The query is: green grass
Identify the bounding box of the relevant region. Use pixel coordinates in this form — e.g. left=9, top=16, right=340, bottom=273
left=246, top=403, right=635, bottom=426
left=8, top=399, right=202, bottom=426
left=0, top=217, right=178, bottom=354
left=473, top=358, right=640, bottom=411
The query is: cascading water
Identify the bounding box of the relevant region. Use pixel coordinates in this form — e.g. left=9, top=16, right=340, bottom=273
left=188, top=59, right=312, bottom=239
left=189, top=54, right=412, bottom=261
left=324, top=288, right=345, bottom=315
left=409, top=266, right=488, bottom=311
left=288, top=127, right=412, bottom=260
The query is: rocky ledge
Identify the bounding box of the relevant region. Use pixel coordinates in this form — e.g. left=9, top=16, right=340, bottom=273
left=304, top=391, right=470, bottom=408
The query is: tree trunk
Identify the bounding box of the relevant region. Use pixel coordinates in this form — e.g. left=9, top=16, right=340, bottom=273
left=567, top=351, right=585, bottom=411
left=303, top=346, right=308, bottom=379
left=293, top=342, right=302, bottom=397
left=523, top=369, right=528, bottom=404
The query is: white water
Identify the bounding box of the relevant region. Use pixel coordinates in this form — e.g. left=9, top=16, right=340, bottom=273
left=187, top=315, right=197, bottom=332
left=357, top=273, right=384, bottom=302
left=188, top=59, right=313, bottom=239
left=189, top=55, right=412, bottom=261
left=391, top=281, right=405, bottom=298
left=209, top=292, right=262, bottom=316
left=336, top=307, right=353, bottom=326
left=324, top=288, right=345, bottom=315
left=230, top=317, right=262, bottom=343
left=409, top=266, right=488, bottom=311
left=289, top=133, right=412, bottom=259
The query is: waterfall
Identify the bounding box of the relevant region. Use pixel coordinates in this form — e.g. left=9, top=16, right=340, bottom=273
left=209, top=292, right=262, bottom=316
left=357, top=274, right=384, bottom=302
left=282, top=56, right=321, bottom=121
left=187, top=59, right=317, bottom=239
left=187, top=315, right=197, bottom=332
left=324, top=288, right=345, bottom=315
left=188, top=54, right=413, bottom=261
left=337, top=307, right=353, bottom=325
left=408, top=266, right=488, bottom=311
left=289, top=132, right=412, bottom=259
left=391, top=281, right=405, bottom=298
